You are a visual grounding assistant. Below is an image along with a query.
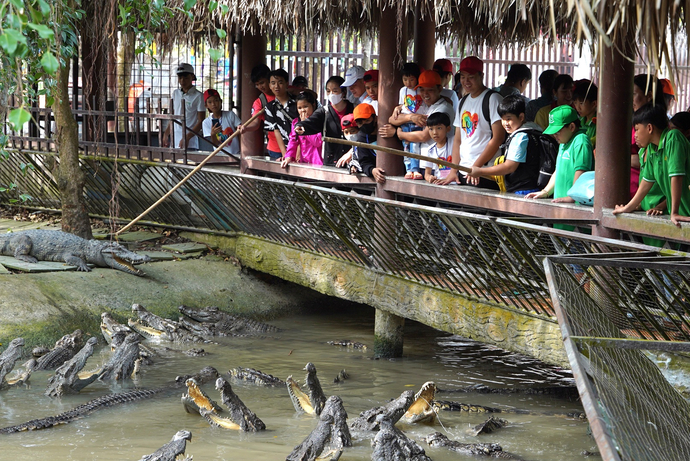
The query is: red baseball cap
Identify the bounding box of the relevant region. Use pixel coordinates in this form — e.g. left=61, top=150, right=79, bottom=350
left=459, top=56, right=483, bottom=75
left=341, top=113, right=355, bottom=130
left=353, top=103, right=376, bottom=121
left=363, top=70, right=379, bottom=83
left=415, top=70, right=442, bottom=89
left=433, top=59, right=453, bottom=74
left=204, top=88, right=221, bottom=103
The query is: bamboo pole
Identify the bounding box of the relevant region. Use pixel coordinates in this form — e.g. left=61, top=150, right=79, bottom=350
left=322, top=136, right=473, bottom=174
left=115, top=108, right=265, bottom=236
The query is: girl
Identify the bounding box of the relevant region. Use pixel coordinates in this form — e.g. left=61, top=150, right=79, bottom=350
left=294, top=76, right=354, bottom=166
left=282, top=92, right=324, bottom=167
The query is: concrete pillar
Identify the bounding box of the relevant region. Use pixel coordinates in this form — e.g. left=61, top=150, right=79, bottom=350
left=239, top=32, right=267, bottom=174
left=376, top=3, right=405, bottom=199
left=413, top=3, right=435, bottom=70
left=593, top=34, right=634, bottom=238
left=374, top=308, right=405, bottom=358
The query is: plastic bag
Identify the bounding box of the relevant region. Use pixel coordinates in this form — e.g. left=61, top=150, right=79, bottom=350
left=567, top=171, right=595, bottom=206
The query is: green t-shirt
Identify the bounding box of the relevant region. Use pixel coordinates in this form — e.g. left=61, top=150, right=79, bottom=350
left=580, top=116, right=596, bottom=148
left=639, top=142, right=667, bottom=212
left=554, top=129, right=594, bottom=199
left=640, top=128, right=690, bottom=217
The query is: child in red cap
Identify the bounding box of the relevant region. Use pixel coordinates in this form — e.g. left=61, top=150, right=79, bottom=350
left=202, top=89, right=241, bottom=156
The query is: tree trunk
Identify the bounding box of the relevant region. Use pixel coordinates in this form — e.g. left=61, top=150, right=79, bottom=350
left=52, top=62, right=93, bottom=239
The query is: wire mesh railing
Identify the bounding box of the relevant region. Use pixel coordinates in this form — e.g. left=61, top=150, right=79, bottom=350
left=1, top=152, right=656, bottom=321
left=544, top=254, right=690, bottom=461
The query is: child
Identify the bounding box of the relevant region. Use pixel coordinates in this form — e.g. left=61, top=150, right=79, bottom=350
left=335, top=114, right=359, bottom=168
left=201, top=89, right=241, bottom=156
left=526, top=105, right=593, bottom=202
left=362, top=70, right=379, bottom=114
left=162, top=63, right=205, bottom=150
left=239, top=64, right=276, bottom=155
left=264, top=69, right=298, bottom=160
left=613, top=104, right=690, bottom=227
left=468, top=95, right=543, bottom=193
left=398, top=62, right=424, bottom=179
left=573, top=80, right=597, bottom=148
left=348, top=103, right=385, bottom=183
left=282, top=92, right=323, bottom=168
left=420, top=112, right=454, bottom=183
left=534, top=74, right=574, bottom=131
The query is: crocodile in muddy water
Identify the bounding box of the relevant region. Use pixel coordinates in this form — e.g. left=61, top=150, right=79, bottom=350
left=0, top=229, right=150, bottom=275
left=228, top=366, right=285, bottom=386
left=138, top=429, right=193, bottom=461
left=287, top=362, right=327, bottom=416
left=45, top=337, right=100, bottom=397
left=371, top=415, right=431, bottom=461
left=129, top=304, right=206, bottom=343
left=287, top=395, right=352, bottom=461
left=178, top=305, right=280, bottom=336
left=0, top=367, right=220, bottom=434
left=424, top=432, right=523, bottom=459
left=34, top=329, right=84, bottom=371
left=350, top=390, right=414, bottom=432
left=0, top=338, right=26, bottom=390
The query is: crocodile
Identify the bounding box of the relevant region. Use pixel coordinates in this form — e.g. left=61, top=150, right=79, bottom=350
left=100, top=312, right=135, bottom=346
left=205, top=377, right=266, bottom=431
left=424, top=432, right=522, bottom=459
left=371, top=415, right=431, bottom=461
left=0, top=338, right=25, bottom=390
left=0, top=366, right=220, bottom=434
left=432, top=400, right=585, bottom=419
left=286, top=395, right=352, bottom=461
left=437, top=384, right=579, bottom=399
left=228, top=366, right=285, bottom=387
left=182, top=377, right=224, bottom=414
left=45, top=337, right=100, bottom=397
left=326, top=340, right=367, bottom=351
left=350, top=390, right=414, bottom=432
left=287, top=362, right=327, bottom=416
left=178, top=305, right=280, bottom=335
left=98, top=332, right=141, bottom=381
left=469, top=416, right=509, bottom=436
left=0, top=229, right=151, bottom=275
left=333, top=369, right=349, bottom=384
left=129, top=304, right=206, bottom=343
left=139, top=430, right=193, bottom=461
left=400, top=381, right=437, bottom=425
left=34, top=329, right=84, bottom=371
left=5, top=359, right=36, bottom=387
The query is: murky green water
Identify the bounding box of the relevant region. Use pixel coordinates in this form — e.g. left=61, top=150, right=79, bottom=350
left=0, top=306, right=598, bottom=460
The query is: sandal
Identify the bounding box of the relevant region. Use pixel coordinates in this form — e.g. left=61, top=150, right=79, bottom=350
left=404, top=172, right=414, bottom=180
left=412, top=172, right=424, bottom=180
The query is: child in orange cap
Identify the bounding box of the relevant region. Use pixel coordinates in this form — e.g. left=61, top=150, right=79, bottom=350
left=349, top=103, right=385, bottom=183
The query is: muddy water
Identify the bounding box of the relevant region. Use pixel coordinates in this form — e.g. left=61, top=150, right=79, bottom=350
left=0, top=307, right=597, bottom=460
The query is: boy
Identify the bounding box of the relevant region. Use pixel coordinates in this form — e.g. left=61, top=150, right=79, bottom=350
left=162, top=63, right=205, bottom=150
left=573, top=79, right=597, bottom=148
left=526, top=105, right=593, bottom=202
left=398, top=62, right=423, bottom=179
left=613, top=104, right=690, bottom=227
left=201, top=89, right=241, bottom=156
left=239, top=64, right=276, bottom=155
left=468, top=95, right=542, bottom=193
left=496, top=64, right=531, bottom=104
left=535, top=74, right=574, bottom=131
left=438, top=56, right=505, bottom=189
left=335, top=113, right=359, bottom=168
left=348, top=103, right=385, bottom=183
left=264, top=69, right=298, bottom=159
left=526, top=69, right=558, bottom=122
left=362, top=70, right=379, bottom=114
left=433, top=59, right=460, bottom=112
left=421, top=112, right=454, bottom=184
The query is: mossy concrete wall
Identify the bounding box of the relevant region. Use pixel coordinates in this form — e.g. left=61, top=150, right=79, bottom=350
left=233, top=235, right=568, bottom=367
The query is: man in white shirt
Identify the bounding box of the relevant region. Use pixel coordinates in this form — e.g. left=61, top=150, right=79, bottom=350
left=343, top=65, right=367, bottom=107
left=162, top=63, right=205, bottom=150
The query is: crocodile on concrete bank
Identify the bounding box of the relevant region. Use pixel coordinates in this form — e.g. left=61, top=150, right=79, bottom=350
left=0, top=338, right=25, bottom=390
left=45, top=337, right=99, bottom=397
left=129, top=304, right=206, bottom=343
left=286, top=395, right=352, bottom=461
left=0, top=229, right=151, bottom=275
left=350, top=390, right=415, bottom=432
left=34, top=329, right=84, bottom=370
left=139, top=430, right=193, bottom=461
left=178, top=305, right=281, bottom=335
left=424, top=432, right=522, bottom=459
left=228, top=366, right=285, bottom=386
left=287, top=362, right=327, bottom=416
left=400, top=381, right=437, bottom=425
left=0, top=367, right=220, bottom=434
left=371, top=415, right=431, bottom=461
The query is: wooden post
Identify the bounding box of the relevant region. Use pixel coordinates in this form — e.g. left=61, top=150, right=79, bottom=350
left=239, top=31, right=267, bottom=174
left=594, top=34, right=634, bottom=238
left=413, top=3, right=435, bottom=70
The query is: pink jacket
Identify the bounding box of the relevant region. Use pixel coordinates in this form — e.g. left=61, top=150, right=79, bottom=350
left=285, top=119, right=323, bottom=165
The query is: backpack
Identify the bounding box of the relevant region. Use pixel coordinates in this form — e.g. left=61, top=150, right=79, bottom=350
left=493, top=128, right=559, bottom=192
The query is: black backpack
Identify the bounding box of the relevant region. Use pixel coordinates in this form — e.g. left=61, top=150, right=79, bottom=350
left=496, top=128, right=558, bottom=192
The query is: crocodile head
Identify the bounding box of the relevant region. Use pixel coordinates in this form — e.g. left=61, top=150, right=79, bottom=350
left=99, top=241, right=151, bottom=276
left=401, top=381, right=437, bottom=424
left=178, top=305, right=223, bottom=323
left=182, top=378, right=222, bottom=414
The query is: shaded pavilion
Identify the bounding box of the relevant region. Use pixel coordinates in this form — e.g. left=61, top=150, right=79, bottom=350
left=164, top=0, right=689, bottom=238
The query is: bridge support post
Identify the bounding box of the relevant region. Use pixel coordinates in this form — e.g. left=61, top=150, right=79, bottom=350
left=413, top=3, right=435, bottom=70
left=374, top=309, right=405, bottom=358
left=239, top=31, right=267, bottom=174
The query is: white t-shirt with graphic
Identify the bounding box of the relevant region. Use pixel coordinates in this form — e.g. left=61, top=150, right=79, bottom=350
left=202, top=110, right=242, bottom=155
left=453, top=89, right=503, bottom=173
left=399, top=87, right=422, bottom=114
left=420, top=136, right=455, bottom=179
left=418, top=98, right=455, bottom=157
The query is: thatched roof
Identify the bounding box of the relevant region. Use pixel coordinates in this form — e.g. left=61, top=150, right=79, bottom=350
left=166, top=0, right=688, bottom=67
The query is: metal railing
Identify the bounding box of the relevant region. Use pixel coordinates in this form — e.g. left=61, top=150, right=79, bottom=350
left=0, top=151, right=655, bottom=321
left=544, top=254, right=690, bottom=461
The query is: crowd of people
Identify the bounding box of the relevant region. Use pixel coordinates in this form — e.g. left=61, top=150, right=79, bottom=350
left=166, top=57, right=690, bottom=228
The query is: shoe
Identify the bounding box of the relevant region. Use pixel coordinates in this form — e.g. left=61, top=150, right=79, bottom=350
left=404, top=172, right=414, bottom=179
left=413, top=172, right=424, bottom=180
